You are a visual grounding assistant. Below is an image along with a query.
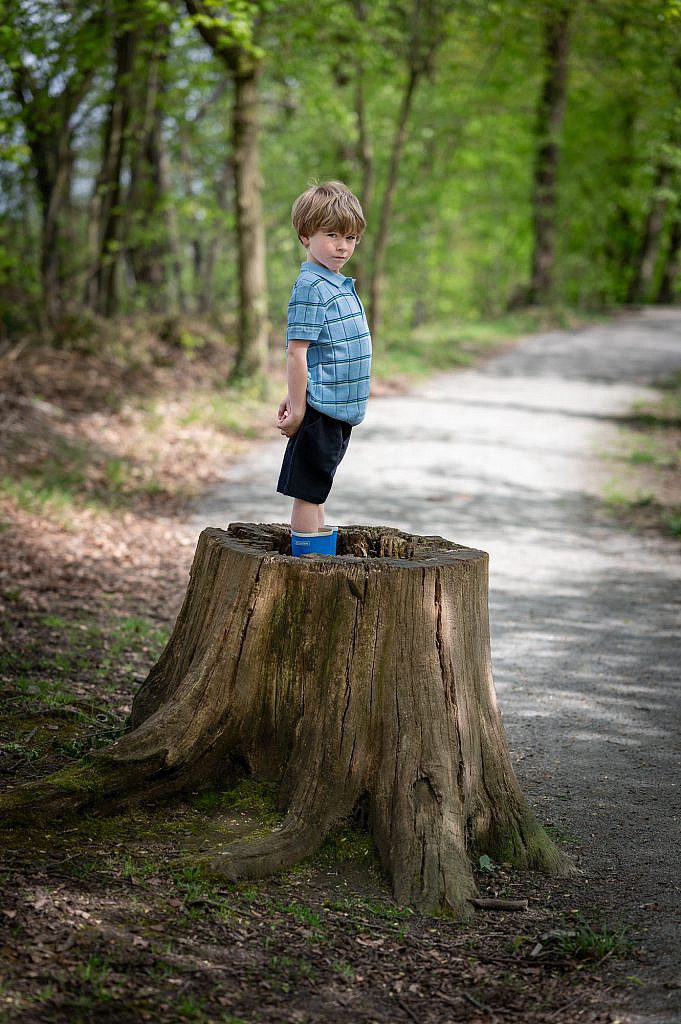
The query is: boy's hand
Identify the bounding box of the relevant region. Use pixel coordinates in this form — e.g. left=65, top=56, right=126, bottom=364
left=278, top=341, right=309, bottom=437
left=277, top=396, right=305, bottom=438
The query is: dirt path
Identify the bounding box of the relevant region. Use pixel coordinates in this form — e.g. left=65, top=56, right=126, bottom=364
left=193, top=307, right=681, bottom=1023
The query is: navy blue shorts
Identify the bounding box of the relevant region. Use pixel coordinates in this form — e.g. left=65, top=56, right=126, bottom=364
left=277, top=404, right=352, bottom=504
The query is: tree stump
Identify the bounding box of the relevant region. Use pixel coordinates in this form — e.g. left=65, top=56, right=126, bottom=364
left=0, top=524, right=572, bottom=916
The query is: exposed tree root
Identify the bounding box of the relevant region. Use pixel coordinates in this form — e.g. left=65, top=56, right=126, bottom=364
left=0, top=524, right=574, bottom=917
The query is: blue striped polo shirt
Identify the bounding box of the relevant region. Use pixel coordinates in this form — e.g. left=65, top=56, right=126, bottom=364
left=286, top=260, right=372, bottom=426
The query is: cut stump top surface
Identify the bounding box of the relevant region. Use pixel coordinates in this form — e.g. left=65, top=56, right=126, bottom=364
left=221, top=522, right=488, bottom=570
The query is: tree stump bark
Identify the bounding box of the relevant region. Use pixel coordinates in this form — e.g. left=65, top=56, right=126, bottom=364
left=1, top=524, right=572, bottom=916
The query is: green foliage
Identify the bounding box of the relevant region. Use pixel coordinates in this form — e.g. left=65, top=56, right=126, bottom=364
left=601, top=369, right=681, bottom=539
left=184, top=0, right=267, bottom=63
left=1, top=612, right=168, bottom=726
left=557, top=919, right=630, bottom=960
left=280, top=900, right=323, bottom=928
left=73, top=955, right=113, bottom=999
left=0, top=0, right=679, bottom=343
left=373, top=308, right=571, bottom=379
left=0, top=429, right=168, bottom=519
left=191, top=778, right=279, bottom=818
left=178, top=388, right=267, bottom=436
left=316, top=828, right=375, bottom=865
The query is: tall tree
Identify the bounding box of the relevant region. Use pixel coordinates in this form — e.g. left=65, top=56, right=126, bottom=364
left=655, top=214, right=680, bottom=303
left=525, top=0, right=573, bottom=305
left=87, top=1, right=139, bottom=316
left=365, top=0, right=447, bottom=337
left=626, top=159, right=674, bottom=303
left=627, top=52, right=681, bottom=303
left=185, top=0, right=268, bottom=381
left=126, top=15, right=182, bottom=314
left=0, top=1, right=107, bottom=329
left=176, top=80, right=231, bottom=314
left=87, top=1, right=178, bottom=317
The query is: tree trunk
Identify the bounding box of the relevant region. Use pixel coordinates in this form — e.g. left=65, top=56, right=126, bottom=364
left=366, top=66, right=418, bottom=338
left=9, top=12, right=102, bottom=330
left=184, top=0, right=269, bottom=382
left=642, top=55, right=681, bottom=305
left=13, top=76, right=89, bottom=330
left=626, top=163, right=670, bottom=304
left=0, top=524, right=571, bottom=917
left=655, top=213, right=680, bottom=304
left=230, top=70, right=268, bottom=381
left=604, top=98, right=638, bottom=295
left=364, top=0, right=446, bottom=337
left=178, top=82, right=231, bottom=315
left=355, top=6, right=374, bottom=220
left=351, top=2, right=374, bottom=297
left=526, top=2, right=573, bottom=305
left=158, top=118, right=184, bottom=316
left=89, top=22, right=138, bottom=316
left=199, top=157, right=233, bottom=316
left=37, top=132, right=73, bottom=330
left=126, top=20, right=178, bottom=313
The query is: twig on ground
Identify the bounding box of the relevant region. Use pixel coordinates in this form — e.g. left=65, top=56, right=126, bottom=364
left=0, top=339, right=29, bottom=364
left=394, top=994, right=421, bottom=1023
left=462, top=990, right=502, bottom=1021
left=470, top=898, right=529, bottom=911
left=546, top=991, right=585, bottom=1019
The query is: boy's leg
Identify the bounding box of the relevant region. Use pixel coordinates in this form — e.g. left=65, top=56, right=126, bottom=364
left=291, top=498, right=322, bottom=533
left=280, top=409, right=348, bottom=532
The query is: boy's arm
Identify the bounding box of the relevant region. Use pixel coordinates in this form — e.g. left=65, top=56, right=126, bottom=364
left=277, top=340, right=309, bottom=437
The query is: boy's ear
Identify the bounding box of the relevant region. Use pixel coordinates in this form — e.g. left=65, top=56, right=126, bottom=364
left=299, top=234, right=310, bottom=247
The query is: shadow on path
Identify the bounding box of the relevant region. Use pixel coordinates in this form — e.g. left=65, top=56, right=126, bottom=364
left=192, top=307, right=681, bottom=1022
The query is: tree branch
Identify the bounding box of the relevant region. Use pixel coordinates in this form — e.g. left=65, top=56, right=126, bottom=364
left=184, top=0, right=245, bottom=74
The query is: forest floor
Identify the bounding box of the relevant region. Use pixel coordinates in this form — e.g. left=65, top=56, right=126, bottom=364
left=0, top=308, right=679, bottom=1024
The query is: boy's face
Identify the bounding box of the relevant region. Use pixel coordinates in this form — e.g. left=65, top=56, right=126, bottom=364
left=300, top=228, right=358, bottom=274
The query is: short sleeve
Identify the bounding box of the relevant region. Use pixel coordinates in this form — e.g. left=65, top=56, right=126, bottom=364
left=286, top=282, right=327, bottom=344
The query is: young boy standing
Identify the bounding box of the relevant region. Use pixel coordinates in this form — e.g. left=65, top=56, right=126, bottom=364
left=277, top=181, right=371, bottom=539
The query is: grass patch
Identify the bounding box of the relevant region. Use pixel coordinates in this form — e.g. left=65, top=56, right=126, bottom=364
left=2, top=613, right=168, bottom=702
left=663, top=507, right=681, bottom=536
left=73, top=954, right=114, bottom=998
left=178, top=389, right=269, bottom=439
left=314, top=826, right=376, bottom=866
left=324, top=893, right=413, bottom=926
left=190, top=779, right=280, bottom=822
left=557, top=919, right=630, bottom=961
left=601, top=370, right=681, bottom=540
left=278, top=900, right=324, bottom=929
left=0, top=429, right=168, bottom=519
left=0, top=739, right=41, bottom=762
left=0, top=473, right=82, bottom=524
left=372, top=308, right=586, bottom=381
left=0, top=613, right=170, bottom=776
left=602, top=483, right=655, bottom=511
left=171, top=994, right=208, bottom=1020
left=169, top=865, right=237, bottom=921
left=631, top=369, right=681, bottom=425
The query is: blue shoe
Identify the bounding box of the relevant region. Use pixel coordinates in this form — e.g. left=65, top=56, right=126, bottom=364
left=291, top=527, right=338, bottom=557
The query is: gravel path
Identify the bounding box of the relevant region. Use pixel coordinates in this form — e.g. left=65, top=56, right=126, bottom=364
left=192, top=307, right=681, bottom=1023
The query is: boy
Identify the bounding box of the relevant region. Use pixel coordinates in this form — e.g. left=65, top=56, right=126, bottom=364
left=276, top=181, right=371, bottom=538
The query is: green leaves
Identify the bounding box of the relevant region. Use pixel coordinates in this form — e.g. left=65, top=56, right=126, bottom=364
left=1, top=0, right=680, bottom=341
left=184, top=0, right=265, bottom=69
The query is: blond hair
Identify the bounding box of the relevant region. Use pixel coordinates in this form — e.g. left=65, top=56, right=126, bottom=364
left=291, top=180, right=366, bottom=240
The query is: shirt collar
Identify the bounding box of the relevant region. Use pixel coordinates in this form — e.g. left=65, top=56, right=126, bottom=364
left=300, top=260, right=353, bottom=287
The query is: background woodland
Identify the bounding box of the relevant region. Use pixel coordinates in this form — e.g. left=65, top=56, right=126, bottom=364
left=0, top=0, right=680, bottom=378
